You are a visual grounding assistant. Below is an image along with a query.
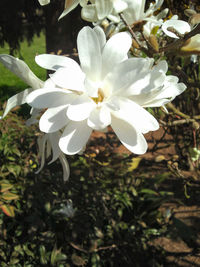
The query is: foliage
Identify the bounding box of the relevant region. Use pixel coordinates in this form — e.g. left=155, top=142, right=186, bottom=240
left=0, top=113, right=173, bottom=266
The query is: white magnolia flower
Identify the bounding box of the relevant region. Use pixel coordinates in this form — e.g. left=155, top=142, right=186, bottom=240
left=26, top=26, right=186, bottom=156
left=59, top=0, right=128, bottom=22
left=162, top=19, right=191, bottom=38
left=122, top=0, right=168, bottom=37
left=38, top=0, right=50, bottom=6
left=162, top=18, right=200, bottom=55
left=0, top=54, right=70, bottom=181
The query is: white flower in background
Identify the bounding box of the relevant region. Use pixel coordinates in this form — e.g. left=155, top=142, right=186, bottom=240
left=38, top=0, right=50, bottom=6
left=26, top=26, right=186, bottom=156
left=122, top=0, right=168, bottom=37
left=162, top=17, right=200, bottom=55
left=59, top=0, right=128, bottom=22
left=0, top=54, right=70, bottom=181
left=162, top=19, right=191, bottom=38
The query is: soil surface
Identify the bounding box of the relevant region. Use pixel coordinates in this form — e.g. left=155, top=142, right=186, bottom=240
left=90, top=127, right=200, bottom=267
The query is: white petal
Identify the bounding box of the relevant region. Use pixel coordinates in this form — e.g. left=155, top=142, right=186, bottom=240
left=122, top=71, right=166, bottom=97
left=39, top=105, right=69, bottom=133
left=103, top=57, right=154, bottom=94
left=26, top=108, right=41, bottom=126
left=47, top=132, right=62, bottom=164
left=112, top=97, right=159, bottom=134
left=153, top=60, right=168, bottom=74
left=111, top=115, right=148, bottom=154
left=77, top=26, right=102, bottom=81
left=49, top=67, right=85, bottom=92
left=123, top=0, right=145, bottom=24
left=93, top=26, right=106, bottom=50
left=2, top=88, right=33, bottom=118
left=101, top=32, right=132, bottom=78
left=59, top=0, right=80, bottom=20
left=38, top=0, right=50, bottom=5
left=132, top=82, right=186, bottom=107
left=81, top=5, right=98, bottom=22
left=67, top=94, right=96, bottom=121
left=59, top=153, right=70, bottom=181
left=96, top=0, right=112, bottom=20
left=59, top=120, right=92, bottom=155
left=87, top=105, right=111, bottom=130
left=113, top=0, right=128, bottom=13
left=35, top=54, right=81, bottom=71
left=36, top=134, right=48, bottom=174
left=26, top=88, right=76, bottom=108
left=0, top=54, right=43, bottom=89
left=162, top=20, right=191, bottom=38
left=84, top=78, right=99, bottom=97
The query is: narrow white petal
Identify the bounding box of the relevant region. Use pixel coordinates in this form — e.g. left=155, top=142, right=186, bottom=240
left=2, top=88, right=33, bottom=118
left=93, top=26, right=106, bottom=50
left=39, top=105, right=69, bottom=133
left=59, top=153, right=70, bottom=181
left=77, top=26, right=102, bottom=81
left=101, top=32, right=132, bottom=78
left=35, top=54, right=81, bottom=71
left=59, top=120, right=92, bottom=155
left=26, top=88, right=76, bottom=108
left=123, top=0, right=145, bottom=24
left=111, top=115, right=148, bottom=154
left=59, top=0, right=80, bottom=20
left=47, top=132, right=62, bottom=164
left=36, top=134, right=48, bottom=174
left=96, top=0, right=113, bottom=20
left=81, top=5, right=98, bottom=22
left=0, top=54, right=43, bottom=89
left=49, top=67, right=85, bottom=92
left=67, top=94, right=96, bottom=121
left=87, top=106, right=111, bottom=130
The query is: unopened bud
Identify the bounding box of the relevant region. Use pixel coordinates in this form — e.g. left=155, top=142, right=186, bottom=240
left=180, top=34, right=200, bottom=55
left=189, top=13, right=200, bottom=26
left=132, top=39, right=140, bottom=49
left=148, top=34, right=159, bottom=52
left=192, top=121, right=200, bottom=130
left=184, top=8, right=197, bottom=17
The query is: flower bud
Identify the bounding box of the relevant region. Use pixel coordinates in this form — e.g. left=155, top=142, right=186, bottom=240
left=148, top=34, right=159, bottom=52
left=189, top=13, right=200, bottom=26
left=184, top=9, right=197, bottom=17
left=192, top=121, right=200, bottom=130
left=180, top=34, right=200, bottom=55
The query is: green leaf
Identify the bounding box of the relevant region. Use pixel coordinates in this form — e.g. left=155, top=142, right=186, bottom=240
left=39, top=245, right=48, bottom=265
left=0, top=182, right=13, bottom=193
left=2, top=192, right=19, bottom=201
left=140, top=189, right=158, bottom=195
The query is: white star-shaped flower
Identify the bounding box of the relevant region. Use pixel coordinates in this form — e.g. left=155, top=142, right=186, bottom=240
left=26, top=26, right=186, bottom=155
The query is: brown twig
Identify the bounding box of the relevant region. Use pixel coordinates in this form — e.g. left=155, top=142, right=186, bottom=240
left=119, top=13, right=151, bottom=57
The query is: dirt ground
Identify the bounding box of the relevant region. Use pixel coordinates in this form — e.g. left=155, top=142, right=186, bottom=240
left=90, top=127, right=200, bottom=267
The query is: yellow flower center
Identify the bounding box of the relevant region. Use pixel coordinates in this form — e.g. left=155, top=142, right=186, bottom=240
left=92, top=89, right=104, bottom=104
